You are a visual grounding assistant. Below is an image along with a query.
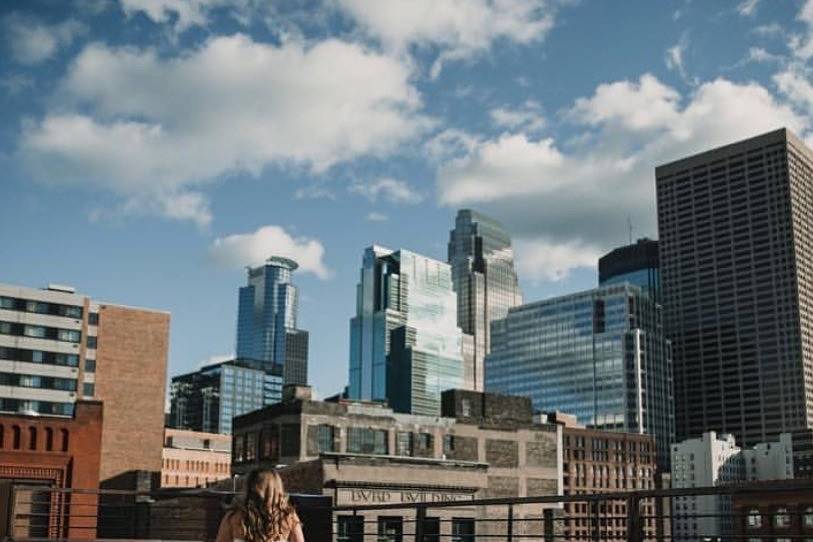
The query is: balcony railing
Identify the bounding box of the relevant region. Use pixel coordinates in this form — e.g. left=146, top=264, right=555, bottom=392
left=3, top=479, right=812, bottom=542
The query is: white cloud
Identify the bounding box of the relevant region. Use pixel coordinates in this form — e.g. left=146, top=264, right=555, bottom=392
left=514, top=238, right=601, bottom=282
left=209, top=225, right=331, bottom=279
left=791, top=0, right=813, bottom=60
left=775, top=67, right=813, bottom=114
left=0, top=74, right=35, bottom=95
left=489, top=100, right=545, bottom=132
left=119, top=0, right=240, bottom=32
left=438, top=75, right=806, bottom=281
left=349, top=178, right=424, bottom=204
left=20, top=35, right=429, bottom=225
left=3, top=14, right=86, bottom=65
left=366, top=212, right=389, bottom=222
left=664, top=34, right=695, bottom=85
left=335, top=0, right=557, bottom=76
left=737, top=0, right=759, bottom=17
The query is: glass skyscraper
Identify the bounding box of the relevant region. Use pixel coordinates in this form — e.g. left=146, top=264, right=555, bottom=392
left=447, top=210, right=523, bottom=391
left=348, top=246, right=464, bottom=415
left=169, top=358, right=283, bottom=435
left=236, top=256, right=308, bottom=385
left=598, top=238, right=660, bottom=304
left=486, top=283, right=674, bottom=468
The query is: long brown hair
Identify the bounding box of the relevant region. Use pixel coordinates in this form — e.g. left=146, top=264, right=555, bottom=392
left=237, top=469, right=299, bottom=542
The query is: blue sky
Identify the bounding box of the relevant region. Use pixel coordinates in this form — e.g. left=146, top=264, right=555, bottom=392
left=1, top=0, right=812, bottom=399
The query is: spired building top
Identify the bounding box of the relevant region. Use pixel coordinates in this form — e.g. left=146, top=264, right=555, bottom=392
left=236, top=256, right=308, bottom=386
left=448, top=210, right=523, bottom=392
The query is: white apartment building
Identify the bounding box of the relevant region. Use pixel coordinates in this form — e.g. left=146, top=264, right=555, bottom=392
left=671, top=431, right=794, bottom=541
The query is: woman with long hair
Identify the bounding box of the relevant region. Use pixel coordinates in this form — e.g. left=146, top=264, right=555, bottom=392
left=216, top=469, right=305, bottom=542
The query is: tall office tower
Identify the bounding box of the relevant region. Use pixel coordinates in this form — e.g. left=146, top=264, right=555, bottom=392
left=169, top=358, right=283, bottom=435
left=236, top=257, right=308, bottom=385
left=448, top=210, right=523, bottom=391
left=598, top=238, right=660, bottom=303
left=348, top=246, right=464, bottom=415
left=0, top=282, right=169, bottom=485
left=486, top=284, right=674, bottom=468
left=656, top=129, right=813, bottom=470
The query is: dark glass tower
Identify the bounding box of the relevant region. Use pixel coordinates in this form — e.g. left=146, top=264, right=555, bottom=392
left=656, top=129, right=813, bottom=474
left=236, top=257, right=308, bottom=385
left=448, top=210, right=522, bottom=391
left=599, top=238, right=660, bottom=304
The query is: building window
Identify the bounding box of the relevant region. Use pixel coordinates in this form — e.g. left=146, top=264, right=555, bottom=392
left=45, top=428, right=53, bottom=451
left=316, top=425, right=335, bottom=453
left=422, top=517, right=440, bottom=542
left=88, top=312, right=99, bottom=326
left=87, top=336, right=97, bottom=349
left=747, top=509, right=762, bottom=529
left=246, top=433, right=257, bottom=461
left=378, top=516, right=403, bottom=542
left=60, top=429, right=69, bottom=451
left=12, top=426, right=20, bottom=449
left=443, top=435, right=455, bottom=455
left=804, top=507, right=813, bottom=527
left=337, top=515, right=363, bottom=542
left=28, top=427, right=37, bottom=450
left=774, top=508, right=791, bottom=528
left=84, top=359, right=96, bottom=373
left=234, top=435, right=245, bottom=462
left=396, top=431, right=413, bottom=457
left=83, top=383, right=95, bottom=397
left=451, top=518, right=475, bottom=542
left=347, top=427, right=388, bottom=455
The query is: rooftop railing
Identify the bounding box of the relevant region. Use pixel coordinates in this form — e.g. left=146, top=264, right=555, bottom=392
left=3, top=479, right=812, bottom=542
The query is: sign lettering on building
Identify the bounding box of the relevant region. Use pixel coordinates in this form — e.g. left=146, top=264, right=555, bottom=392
left=341, top=488, right=473, bottom=504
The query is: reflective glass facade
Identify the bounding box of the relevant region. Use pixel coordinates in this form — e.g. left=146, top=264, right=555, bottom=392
left=448, top=210, right=522, bottom=391
left=598, top=238, right=660, bottom=304
left=486, top=284, right=674, bottom=468
left=235, top=257, right=308, bottom=385
left=169, top=358, right=283, bottom=434
left=348, top=247, right=464, bottom=415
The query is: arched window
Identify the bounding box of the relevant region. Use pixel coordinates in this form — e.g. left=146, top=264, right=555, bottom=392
left=28, top=427, right=37, bottom=450
left=0, top=425, right=4, bottom=449
left=774, top=508, right=791, bottom=528
left=804, top=507, right=813, bottom=528
left=60, top=429, right=69, bottom=452
left=45, top=428, right=54, bottom=451
left=747, top=509, right=762, bottom=529
left=12, top=426, right=21, bottom=449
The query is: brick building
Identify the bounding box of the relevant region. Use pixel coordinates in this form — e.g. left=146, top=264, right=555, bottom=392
left=549, top=412, right=663, bottom=541
left=0, top=401, right=103, bottom=540
left=732, top=480, right=813, bottom=539
left=161, top=428, right=231, bottom=488
left=232, top=387, right=562, bottom=541
left=0, top=283, right=170, bottom=487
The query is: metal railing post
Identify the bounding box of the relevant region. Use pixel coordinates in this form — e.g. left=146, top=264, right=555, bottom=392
left=543, top=508, right=554, bottom=542
left=506, top=503, right=514, bottom=542
left=414, top=506, right=425, bottom=542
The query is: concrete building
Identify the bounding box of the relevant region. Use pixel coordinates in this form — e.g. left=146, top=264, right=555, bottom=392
left=0, top=283, right=169, bottom=486
left=348, top=247, right=464, bottom=416
left=236, top=257, right=308, bottom=386
left=486, top=283, right=674, bottom=469
left=0, top=401, right=103, bottom=540
left=447, top=209, right=523, bottom=391
left=169, top=358, right=283, bottom=435
left=232, top=386, right=562, bottom=540
left=160, top=428, right=231, bottom=488
left=670, top=431, right=794, bottom=541
left=599, top=238, right=660, bottom=303
left=549, top=412, right=661, bottom=542
left=656, top=129, right=813, bottom=469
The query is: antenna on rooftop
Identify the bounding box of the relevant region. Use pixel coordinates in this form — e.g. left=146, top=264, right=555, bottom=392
left=627, top=215, right=633, bottom=245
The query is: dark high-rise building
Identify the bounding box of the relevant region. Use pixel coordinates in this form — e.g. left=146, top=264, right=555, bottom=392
left=448, top=210, right=523, bottom=391
left=169, top=358, right=283, bottom=435
left=656, top=129, right=813, bottom=469
left=236, top=257, right=308, bottom=385
left=599, top=238, right=660, bottom=303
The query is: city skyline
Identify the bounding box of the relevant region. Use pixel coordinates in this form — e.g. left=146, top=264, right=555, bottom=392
left=4, top=1, right=813, bottom=399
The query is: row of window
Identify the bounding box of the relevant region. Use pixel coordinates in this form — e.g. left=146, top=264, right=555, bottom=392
left=0, top=321, right=81, bottom=343
left=0, top=371, right=77, bottom=392
left=0, top=346, right=80, bottom=367
left=336, top=515, right=474, bottom=542
left=746, top=507, right=813, bottom=529
left=0, top=398, right=74, bottom=416
left=0, top=424, right=70, bottom=452
left=0, top=296, right=84, bottom=319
